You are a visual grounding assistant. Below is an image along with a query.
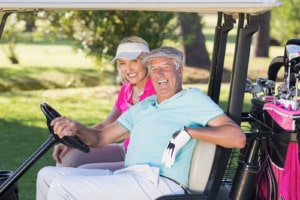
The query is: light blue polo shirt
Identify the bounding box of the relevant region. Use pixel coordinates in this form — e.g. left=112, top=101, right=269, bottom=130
left=117, top=88, right=224, bottom=186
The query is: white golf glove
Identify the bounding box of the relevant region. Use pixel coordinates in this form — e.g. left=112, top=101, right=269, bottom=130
left=162, top=127, right=191, bottom=168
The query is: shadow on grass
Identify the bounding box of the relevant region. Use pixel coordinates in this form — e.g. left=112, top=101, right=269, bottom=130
left=0, top=118, right=55, bottom=200
left=0, top=117, right=54, bottom=169
left=0, top=66, right=116, bottom=92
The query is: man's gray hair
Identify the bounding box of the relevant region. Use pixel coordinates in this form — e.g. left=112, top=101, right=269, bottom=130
left=142, top=46, right=184, bottom=69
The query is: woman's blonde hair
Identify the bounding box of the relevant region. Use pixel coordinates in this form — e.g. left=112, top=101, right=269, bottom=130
left=116, top=36, right=149, bottom=83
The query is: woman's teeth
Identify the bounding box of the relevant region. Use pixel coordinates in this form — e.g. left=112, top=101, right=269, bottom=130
left=128, top=73, right=137, bottom=77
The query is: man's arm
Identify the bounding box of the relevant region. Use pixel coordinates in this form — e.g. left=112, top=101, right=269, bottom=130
left=51, top=117, right=128, bottom=148
left=186, top=114, right=246, bottom=149
left=161, top=114, right=245, bottom=168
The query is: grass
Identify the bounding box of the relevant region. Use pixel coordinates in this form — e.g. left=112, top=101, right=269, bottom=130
left=0, top=14, right=286, bottom=199
left=0, top=44, right=117, bottom=92
left=0, top=86, right=118, bottom=199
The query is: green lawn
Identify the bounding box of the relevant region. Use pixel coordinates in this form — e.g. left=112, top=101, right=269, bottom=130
left=0, top=43, right=118, bottom=92
left=0, top=86, right=118, bottom=199
left=0, top=39, right=121, bottom=198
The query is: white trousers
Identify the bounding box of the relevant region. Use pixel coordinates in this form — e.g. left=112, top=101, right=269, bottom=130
left=36, top=164, right=184, bottom=200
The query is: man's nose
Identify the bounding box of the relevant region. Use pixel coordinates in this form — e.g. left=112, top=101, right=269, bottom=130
left=156, top=68, right=165, bottom=76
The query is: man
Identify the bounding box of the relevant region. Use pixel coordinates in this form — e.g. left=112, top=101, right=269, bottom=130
left=36, top=46, right=246, bottom=200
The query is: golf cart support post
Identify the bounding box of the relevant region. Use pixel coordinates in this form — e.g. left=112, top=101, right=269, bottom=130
left=0, top=0, right=281, bottom=199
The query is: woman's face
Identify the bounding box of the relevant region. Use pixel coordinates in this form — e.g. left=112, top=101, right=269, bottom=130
left=118, top=58, right=147, bottom=84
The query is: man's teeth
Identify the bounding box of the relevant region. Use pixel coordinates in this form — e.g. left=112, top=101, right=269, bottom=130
left=158, top=80, right=168, bottom=84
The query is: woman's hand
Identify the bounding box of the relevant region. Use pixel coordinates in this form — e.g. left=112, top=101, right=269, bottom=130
left=52, top=144, right=71, bottom=163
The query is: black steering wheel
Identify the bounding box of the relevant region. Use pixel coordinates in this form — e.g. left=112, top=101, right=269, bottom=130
left=40, top=102, right=90, bottom=153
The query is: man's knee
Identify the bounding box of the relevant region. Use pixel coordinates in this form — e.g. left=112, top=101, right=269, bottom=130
left=49, top=176, right=85, bottom=199
left=48, top=177, right=69, bottom=199
left=37, top=166, right=54, bottom=182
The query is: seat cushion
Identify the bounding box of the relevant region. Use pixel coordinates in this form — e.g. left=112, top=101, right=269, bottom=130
left=189, top=140, right=216, bottom=192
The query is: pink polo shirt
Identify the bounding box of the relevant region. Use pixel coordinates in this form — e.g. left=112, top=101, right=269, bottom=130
left=114, top=78, right=156, bottom=148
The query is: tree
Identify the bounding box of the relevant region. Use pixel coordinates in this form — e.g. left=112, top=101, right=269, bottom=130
left=38, top=11, right=175, bottom=63
left=271, top=0, right=300, bottom=44
left=1, top=13, right=26, bottom=64
left=38, top=11, right=211, bottom=70
left=17, top=13, right=36, bottom=32
left=176, top=13, right=211, bottom=69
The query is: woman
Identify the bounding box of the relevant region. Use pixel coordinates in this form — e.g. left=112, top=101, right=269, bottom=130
left=52, top=36, right=155, bottom=170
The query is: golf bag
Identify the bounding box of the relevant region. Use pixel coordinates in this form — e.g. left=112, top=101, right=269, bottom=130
left=254, top=39, right=300, bottom=200
left=231, top=39, right=300, bottom=200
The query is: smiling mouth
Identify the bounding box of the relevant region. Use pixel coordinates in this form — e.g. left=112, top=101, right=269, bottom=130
left=158, top=80, right=168, bottom=85
left=128, top=72, right=137, bottom=77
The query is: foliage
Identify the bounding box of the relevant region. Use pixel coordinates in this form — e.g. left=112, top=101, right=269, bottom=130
left=1, top=13, right=26, bottom=64
left=176, top=13, right=211, bottom=68
left=36, top=10, right=175, bottom=63
left=17, top=12, right=37, bottom=32
left=271, top=0, right=300, bottom=44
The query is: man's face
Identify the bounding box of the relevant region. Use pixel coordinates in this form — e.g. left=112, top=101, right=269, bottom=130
left=149, top=58, right=183, bottom=103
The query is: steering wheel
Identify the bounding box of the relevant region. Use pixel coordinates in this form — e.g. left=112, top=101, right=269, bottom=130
left=40, top=102, right=90, bottom=153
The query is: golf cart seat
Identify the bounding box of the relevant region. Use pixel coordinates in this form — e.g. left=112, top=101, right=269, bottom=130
left=157, top=140, right=231, bottom=200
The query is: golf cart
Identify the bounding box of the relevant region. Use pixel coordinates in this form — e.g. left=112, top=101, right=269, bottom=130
left=0, top=1, right=282, bottom=199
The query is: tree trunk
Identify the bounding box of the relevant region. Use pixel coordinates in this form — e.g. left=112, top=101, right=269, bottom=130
left=176, top=13, right=211, bottom=69
left=253, top=11, right=270, bottom=57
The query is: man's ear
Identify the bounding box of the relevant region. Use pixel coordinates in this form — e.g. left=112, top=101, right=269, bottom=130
left=179, top=65, right=184, bottom=74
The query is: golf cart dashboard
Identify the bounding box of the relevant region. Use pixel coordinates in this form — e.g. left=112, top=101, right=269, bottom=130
left=0, top=0, right=281, bottom=14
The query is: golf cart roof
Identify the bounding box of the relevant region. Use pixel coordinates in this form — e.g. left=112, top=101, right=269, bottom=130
left=0, top=0, right=281, bottom=14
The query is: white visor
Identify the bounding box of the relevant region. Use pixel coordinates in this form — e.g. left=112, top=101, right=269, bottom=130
left=111, top=43, right=150, bottom=62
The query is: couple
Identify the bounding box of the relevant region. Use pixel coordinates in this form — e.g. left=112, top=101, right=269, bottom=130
left=37, top=41, right=246, bottom=199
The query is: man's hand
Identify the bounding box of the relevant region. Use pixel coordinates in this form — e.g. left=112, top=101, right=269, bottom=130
left=52, top=144, right=71, bottom=163
left=162, top=127, right=191, bottom=168
left=51, top=116, right=80, bottom=138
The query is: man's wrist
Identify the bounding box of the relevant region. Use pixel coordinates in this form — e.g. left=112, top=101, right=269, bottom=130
left=183, top=126, right=192, bottom=138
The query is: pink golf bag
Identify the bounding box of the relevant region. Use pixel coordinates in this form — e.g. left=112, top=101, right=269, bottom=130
left=254, top=38, right=300, bottom=200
